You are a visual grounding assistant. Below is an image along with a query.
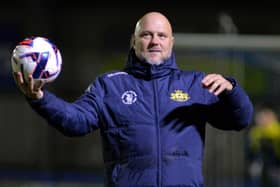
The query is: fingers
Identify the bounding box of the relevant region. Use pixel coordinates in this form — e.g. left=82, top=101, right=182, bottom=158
left=12, top=72, right=45, bottom=99
left=13, top=72, right=28, bottom=94
left=26, top=74, right=45, bottom=99
left=202, top=74, right=233, bottom=96
left=34, top=79, right=45, bottom=92
left=28, top=74, right=34, bottom=92
left=13, top=72, right=24, bottom=85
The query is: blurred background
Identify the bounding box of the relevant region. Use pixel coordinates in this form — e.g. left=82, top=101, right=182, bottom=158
left=1, top=1, right=280, bottom=187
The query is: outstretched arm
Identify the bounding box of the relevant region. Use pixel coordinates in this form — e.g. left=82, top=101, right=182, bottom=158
left=13, top=72, right=101, bottom=136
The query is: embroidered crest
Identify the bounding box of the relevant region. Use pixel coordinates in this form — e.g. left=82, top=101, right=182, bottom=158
left=170, top=90, right=190, bottom=102
left=121, top=90, right=137, bottom=104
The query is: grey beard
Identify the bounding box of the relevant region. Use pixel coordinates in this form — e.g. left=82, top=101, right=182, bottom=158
left=146, top=60, right=164, bottom=65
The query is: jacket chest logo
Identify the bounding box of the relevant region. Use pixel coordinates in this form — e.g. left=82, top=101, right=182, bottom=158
left=170, top=90, right=190, bottom=102
left=121, top=90, right=137, bottom=104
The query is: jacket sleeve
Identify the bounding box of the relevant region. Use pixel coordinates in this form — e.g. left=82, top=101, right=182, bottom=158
left=206, top=78, right=254, bottom=131
left=27, top=79, right=103, bottom=136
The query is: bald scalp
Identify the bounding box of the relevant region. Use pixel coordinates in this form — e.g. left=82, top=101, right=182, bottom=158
left=134, top=12, right=173, bottom=36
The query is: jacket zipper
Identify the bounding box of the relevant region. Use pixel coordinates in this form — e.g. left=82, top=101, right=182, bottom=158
left=153, top=79, right=161, bottom=186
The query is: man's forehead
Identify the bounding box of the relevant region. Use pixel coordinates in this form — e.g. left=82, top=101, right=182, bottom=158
left=135, top=16, right=172, bottom=35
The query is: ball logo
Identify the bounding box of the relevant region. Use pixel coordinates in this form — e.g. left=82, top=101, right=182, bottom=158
left=121, top=90, right=137, bottom=105
left=20, top=52, right=49, bottom=79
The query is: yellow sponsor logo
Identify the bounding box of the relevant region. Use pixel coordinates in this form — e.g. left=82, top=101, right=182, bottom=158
left=170, top=90, right=190, bottom=102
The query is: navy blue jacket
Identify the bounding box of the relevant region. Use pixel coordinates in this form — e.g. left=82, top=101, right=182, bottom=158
left=29, top=49, right=253, bottom=187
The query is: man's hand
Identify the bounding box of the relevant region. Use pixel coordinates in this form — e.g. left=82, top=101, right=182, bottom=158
left=201, top=74, right=233, bottom=96
left=13, top=72, right=45, bottom=100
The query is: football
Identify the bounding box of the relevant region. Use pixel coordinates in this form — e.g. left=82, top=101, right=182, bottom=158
left=11, top=36, right=62, bottom=83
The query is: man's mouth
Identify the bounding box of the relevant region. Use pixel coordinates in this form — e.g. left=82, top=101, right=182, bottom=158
left=148, top=49, right=161, bottom=53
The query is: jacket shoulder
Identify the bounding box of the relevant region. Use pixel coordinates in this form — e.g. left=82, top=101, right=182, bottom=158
left=178, top=70, right=205, bottom=80
left=84, top=71, right=129, bottom=96
left=98, top=70, right=129, bottom=80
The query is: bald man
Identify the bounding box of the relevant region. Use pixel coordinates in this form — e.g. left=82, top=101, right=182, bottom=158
left=13, top=12, right=253, bottom=186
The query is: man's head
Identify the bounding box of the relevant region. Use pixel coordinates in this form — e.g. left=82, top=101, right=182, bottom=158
left=131, top=12, right=174, bottom=65
left=255, top=108, right=278, bottom=126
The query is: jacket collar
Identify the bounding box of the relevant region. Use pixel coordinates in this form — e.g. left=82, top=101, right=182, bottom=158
left=124, top=48, right=178, bottom=79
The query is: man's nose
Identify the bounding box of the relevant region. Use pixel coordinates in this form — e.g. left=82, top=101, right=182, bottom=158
left=150, top=35, right=160, bottom=44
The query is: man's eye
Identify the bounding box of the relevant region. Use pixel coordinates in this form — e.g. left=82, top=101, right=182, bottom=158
left=141, top=33, right=151, bottom=38
left=158, top=34, right=167, bottom=39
